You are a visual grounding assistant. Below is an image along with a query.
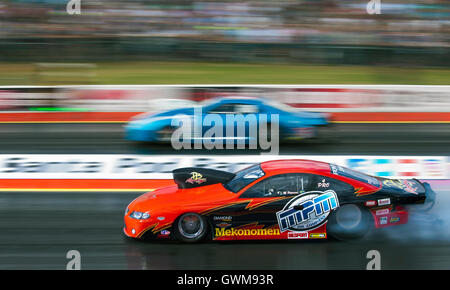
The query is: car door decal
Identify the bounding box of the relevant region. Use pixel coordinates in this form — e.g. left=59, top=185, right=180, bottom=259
left=276, top=190, right=340, bottom=232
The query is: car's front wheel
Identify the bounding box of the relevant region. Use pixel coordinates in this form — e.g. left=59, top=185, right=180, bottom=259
left=327, top=204, right=372, bottom=240
left=173, top=213, right=208, bottom=243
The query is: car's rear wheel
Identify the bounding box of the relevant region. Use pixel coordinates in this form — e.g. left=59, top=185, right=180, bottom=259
left=327, top=204, right=372, bottom=240
left=174, top=213, right=208, bottom=243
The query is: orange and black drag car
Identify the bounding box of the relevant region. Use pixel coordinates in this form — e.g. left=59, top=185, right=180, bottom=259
left=123, top=159, right=435, bottom=242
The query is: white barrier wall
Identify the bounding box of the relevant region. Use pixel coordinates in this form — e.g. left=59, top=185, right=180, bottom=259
left=0, top=155, right=447, bottom=179
left=1, top=85, right=450, bottom=112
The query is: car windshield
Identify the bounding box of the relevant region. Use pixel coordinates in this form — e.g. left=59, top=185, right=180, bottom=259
left=329, top=163, right=381, bottom=187
left=264, top=99, right=298, bottom=113
left=224, top=164, right=265, bottom=193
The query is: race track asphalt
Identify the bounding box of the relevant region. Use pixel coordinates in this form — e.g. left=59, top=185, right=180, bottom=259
left=0, top=123, right=449, bottom=155
left=0, top=123, right=450, bottom=269
left=0, top=186, right=449, bottom=270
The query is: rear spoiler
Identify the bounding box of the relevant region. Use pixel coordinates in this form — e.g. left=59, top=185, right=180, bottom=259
left=173, top=167, right=235, bottom=189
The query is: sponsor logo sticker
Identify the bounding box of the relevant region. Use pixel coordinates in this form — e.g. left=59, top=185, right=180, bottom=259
left=185, top=172, right=207, bottom=184
left=382, top=179, right=418, bottom=194
left=390, top=217, right=400, bottom=223
left=213, top=216, right=232, bottom=222
left=287, top=232, right=308, bottom=239
left=330, top=164, right=339, bottom=175
left=276, top=190, right=339, bottom=232
left=309, top=233, right=326, bottom=239
left=216, top=222, right=231, bottom=228
left=376, top=208, right=390, bottom=215
left=378, top=198, right=390, bottom=206
left=215, top=227, right=280, bottom=237
left=317, top=179, right=329, bottom=188
left=380, top=217, right=388, bottom=225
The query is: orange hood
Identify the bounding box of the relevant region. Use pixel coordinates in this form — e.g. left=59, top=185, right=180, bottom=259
left=128, top=183, right=237, bottom=214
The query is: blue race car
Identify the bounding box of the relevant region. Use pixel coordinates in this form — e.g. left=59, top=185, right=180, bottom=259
left=125, top=97, right=329, bottom=143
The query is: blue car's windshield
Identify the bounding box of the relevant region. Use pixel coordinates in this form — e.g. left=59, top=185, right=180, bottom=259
left=264, top=99, right=297, bottom=113
left=224, top=164, right=265, bottom=193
